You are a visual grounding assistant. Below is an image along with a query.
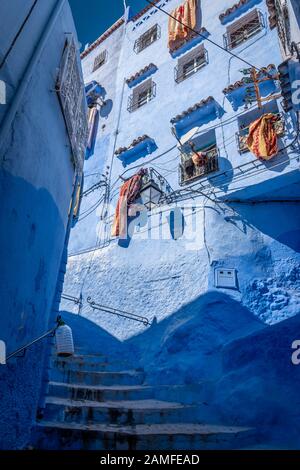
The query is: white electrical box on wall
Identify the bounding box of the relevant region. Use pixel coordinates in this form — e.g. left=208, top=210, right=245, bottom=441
left=215, top=268, right=238, bottom=289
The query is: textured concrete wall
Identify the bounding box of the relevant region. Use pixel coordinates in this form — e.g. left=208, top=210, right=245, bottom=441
left=0, top=0, right=79, bottom=449
left=63, top=0, right=300, bottom=346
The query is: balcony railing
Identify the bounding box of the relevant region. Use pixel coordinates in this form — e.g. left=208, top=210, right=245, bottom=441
left=223, top=14, right=264, bottom=50
left=127, top=82, right=156, bottom=113
left=174, top=51, right=208, bottom=83
left=133, top=24, right=161, bottom=54
left=179, top=144, right=219, bottom=185
left=236, top=113, right=285, bottom=154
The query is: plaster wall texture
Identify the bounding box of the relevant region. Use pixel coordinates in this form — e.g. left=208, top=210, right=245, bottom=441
left=63, top=0, right=300, bottom=349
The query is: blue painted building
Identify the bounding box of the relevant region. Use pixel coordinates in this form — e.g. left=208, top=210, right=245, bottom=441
left=58, top=0, right=300, bottom=447
left=64, top=0, right=300, bottom=333
left=0, top=0, right=86, bottom=449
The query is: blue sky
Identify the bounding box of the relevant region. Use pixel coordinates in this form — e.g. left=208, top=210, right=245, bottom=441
left=69, top=0, right=149, bottom=48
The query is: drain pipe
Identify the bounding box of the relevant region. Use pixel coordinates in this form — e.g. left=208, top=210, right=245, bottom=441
left=103, top=7, right=130, bottom=243
left=0, top=0, right=67, bottom=156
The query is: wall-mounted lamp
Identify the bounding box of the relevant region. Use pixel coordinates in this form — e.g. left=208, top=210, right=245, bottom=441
left=140, top=178, right=163, bottom=210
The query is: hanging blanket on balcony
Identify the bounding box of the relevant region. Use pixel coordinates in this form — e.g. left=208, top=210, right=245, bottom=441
left=111, top=169, right=146, bottom=238
left=168, top=0, right=197, bottom=52
left=246, top=113, right=278, bottom=160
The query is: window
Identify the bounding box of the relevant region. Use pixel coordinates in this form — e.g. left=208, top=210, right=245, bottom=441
left=92, top=50, right=107, bottom=72
left=137, top=89, right=152, bottom=107
left=224, top=9, right=263, bottom=50
left=56, top=36, right=88, bottom=171
left=127, top=79, right=156, bottom=112
left=274, top=0, right=291, bottom=54
left=175, top=45, right=207, bottom=83
left=134, top=25, right=160, bottom=53
left=179, top=142, right=219, bottom=185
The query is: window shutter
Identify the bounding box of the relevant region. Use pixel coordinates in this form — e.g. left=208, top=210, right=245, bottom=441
left=177, top=44, right=205, bottom=82
left=131, top=78, right=152, bottom=111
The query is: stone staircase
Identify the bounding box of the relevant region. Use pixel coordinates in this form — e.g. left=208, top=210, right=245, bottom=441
left=32, top=351, right=258, bottom=450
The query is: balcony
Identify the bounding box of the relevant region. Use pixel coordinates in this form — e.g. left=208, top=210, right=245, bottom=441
left=236, top=113, right=285, bottom=154
left=179, top=144, right=219, bottom=185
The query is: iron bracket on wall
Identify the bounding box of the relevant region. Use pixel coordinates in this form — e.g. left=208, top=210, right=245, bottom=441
left=61, top=293, right=83, bottom=313
left=87, top=297, right=151, bottom=326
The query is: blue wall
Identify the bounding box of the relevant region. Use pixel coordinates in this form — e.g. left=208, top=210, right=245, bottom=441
left=63, top=0, right=300, bottom=340
left=0, top=0, right=81, bottom=449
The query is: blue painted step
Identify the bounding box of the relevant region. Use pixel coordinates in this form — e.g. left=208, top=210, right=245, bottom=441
left=33, top=350, right=257, bottom=450
left=48, top=381, right=213, bottom=404
left=42, top=397, right=204, bottom=426
left=49, top=369, right=145, bottom=386
left=33, top=421, right=257, bottom=450
left=50, top=357, right=134, bottom=372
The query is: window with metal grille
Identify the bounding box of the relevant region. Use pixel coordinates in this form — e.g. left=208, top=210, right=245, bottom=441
left=224, top=9, right=263, bottom=50
left=179, top=142, right=219, bottom=185
left=237, top=112, right=285, bottom=153
left=127, top=79, right=156, bottom=112
left=92, top=50, right=107, bottom=72
left=134, top=25, right=160, bottom=53
left=175, top=45, right=208, bottom=83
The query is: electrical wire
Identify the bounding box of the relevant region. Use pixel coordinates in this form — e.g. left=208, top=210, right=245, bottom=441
left=0, top=0, right=38, bottom=69
left=144, top=0, right=273, bottom=75
left=109, top=104, right=261, bottom=191
left=77, top=196, right=105, bottom=222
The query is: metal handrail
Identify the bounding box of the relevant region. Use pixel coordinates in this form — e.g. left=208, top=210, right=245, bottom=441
left=6, top=317, right=60, bottom=361
left=61, top=293, right=82, bottom=306
left=87, top=297, right=151, bottom=326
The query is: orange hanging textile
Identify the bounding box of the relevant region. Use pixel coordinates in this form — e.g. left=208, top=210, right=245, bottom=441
left=111, top=171, right=145, bottom=238
left=168, top=0, right=197, bottom=52
left=246, top=113, right=278, bottom=160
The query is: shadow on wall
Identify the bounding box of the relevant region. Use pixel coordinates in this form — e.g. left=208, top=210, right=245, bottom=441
left=126, top=291, right=266, bottom=385
left=215, top=313, right=300, bottom=444
left=0, top=170, right=66, bottom=450
left=100, top=99, right=113, bottom=119
left=59, top=311, right=128, bottom=358
left=225, top=198, right=300, bottom=252
left=60, top=292, right=300, bottom=442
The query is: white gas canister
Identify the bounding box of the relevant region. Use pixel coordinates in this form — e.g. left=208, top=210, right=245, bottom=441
left=55, top=323, right=74, bottom=357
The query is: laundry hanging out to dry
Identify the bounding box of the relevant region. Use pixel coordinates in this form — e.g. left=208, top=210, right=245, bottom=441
left=246, top=113, right=279, bottom=160
left=111, top=169, right=146, bottom=238
left=168, top=0, right=197, bottom=52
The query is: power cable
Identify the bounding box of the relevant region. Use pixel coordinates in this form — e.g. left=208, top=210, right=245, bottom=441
left=0, top=0, right=38, bottom=69
left=144, top=0, right=272, bottom=75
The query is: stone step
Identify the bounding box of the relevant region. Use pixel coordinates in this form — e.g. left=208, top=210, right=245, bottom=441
left=42, top=397, right=203, bottom=426
left=50, top=354, right=111, bottom=364
left=50, top=357, right=135, bottom=373
left=33, top=421, right=256, bottom=450
left=48, top=381, right=213, bottom=405
left=49, top=369, right=145, bottom=387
